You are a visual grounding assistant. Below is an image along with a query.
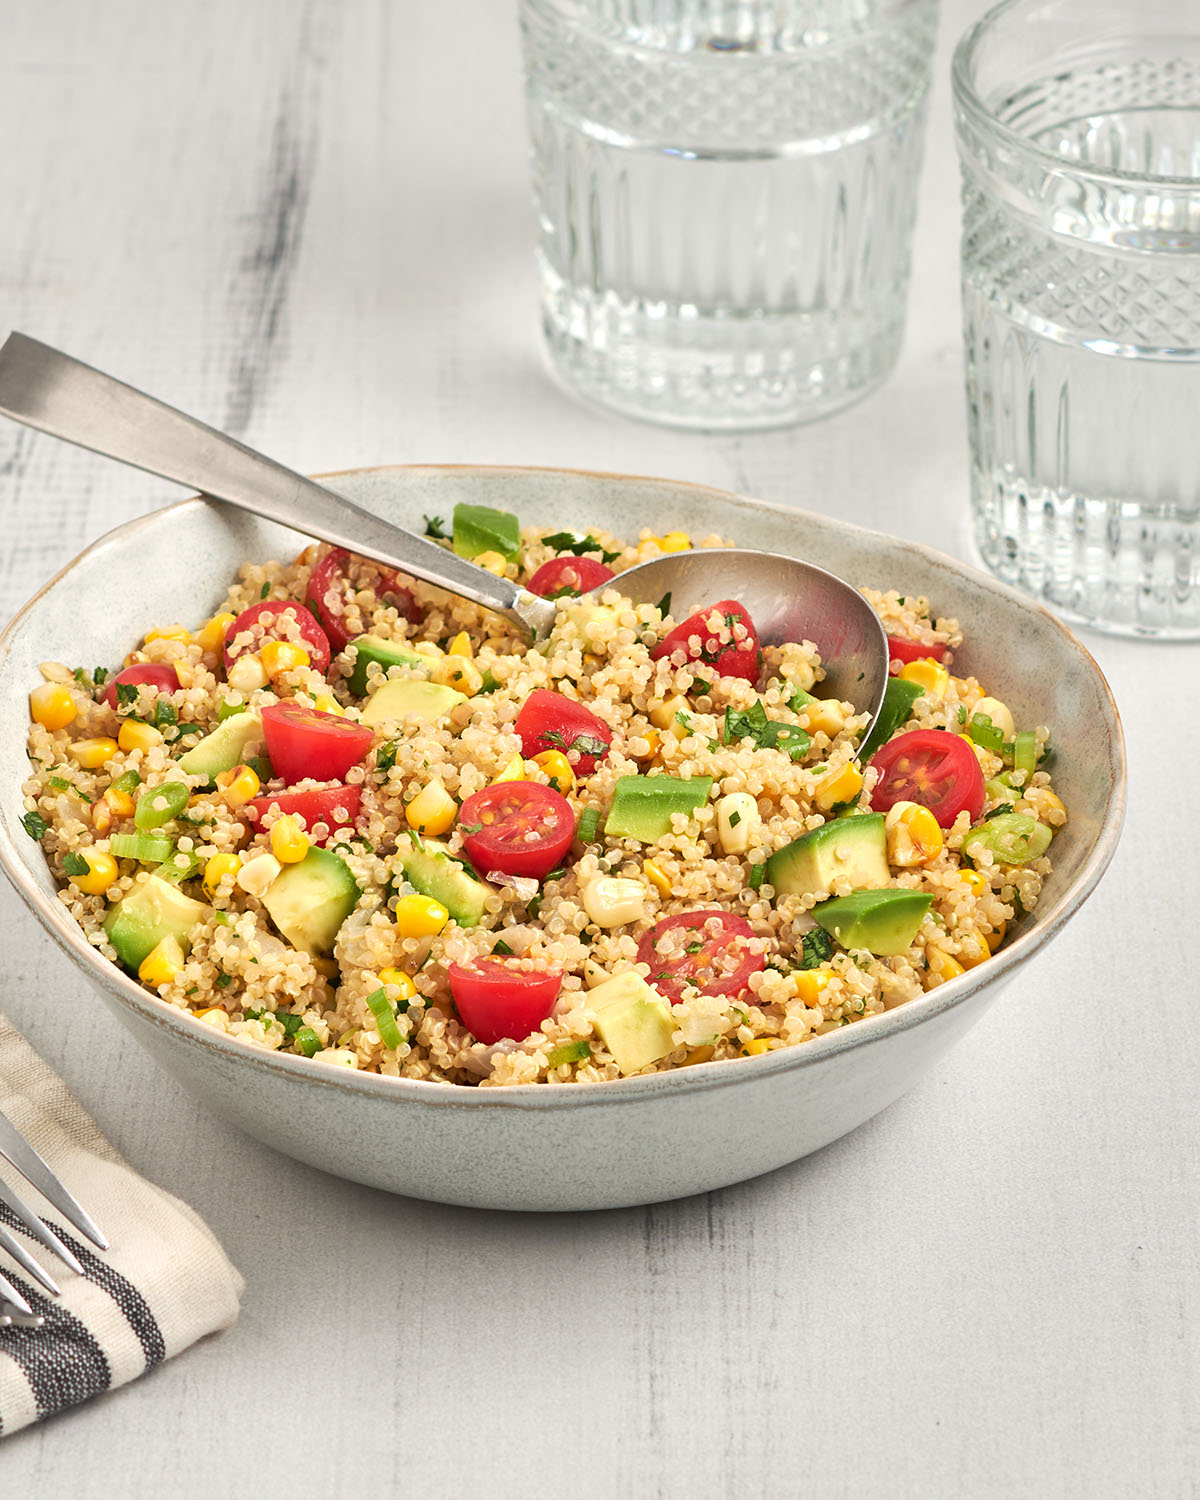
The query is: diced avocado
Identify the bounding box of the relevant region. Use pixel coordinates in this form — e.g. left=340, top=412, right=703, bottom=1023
left=177, top=710, right=265, bottom=780
left=104, top=874, right=210, bottom=971
left=345, top=635, right=427, bottom=697
left=588, top=972, right=677, bottom=1075
left=766, top=812, right=889, bottom=898
left=393, top=837, right=492, bottom=928
left=812, top=889, right=933, bottom=957
left=452, top=502, right=520, bottom=563
left=360, top=678, right=467, bottom=728
left=261, top=846, right=360, bottom=956
left=604, top=774, right=713, bottom=843
left=860, top=678, right=923, bottom=761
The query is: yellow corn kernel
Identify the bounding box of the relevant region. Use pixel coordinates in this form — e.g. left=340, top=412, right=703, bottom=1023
left=1024, top=786, right=1066, bottom=824
left=898, top=658, right=950, bottom=700
left=532, top=750, right=574, bottom=793
left=681, top=1044, right=716, bottom=1067
left=959, top=868, right=988, bottom=896
left=405, top=780, right=457, bottom=836
left=644, top=860, right=672, bottom=897
left=658, top=531, right=691, bottom=553
left=742, top=1038, right=772, bottom=1056
left=260, top=639, right=310, bottom=678
left=203, top=852, right=241, bottom=898
left=959, top=734, right=990, bottom=766
left=215, top=762, right=261, bottom=809
left=91, top=798, right=114, bottom=835
left=379, top=967, right=417, bottom=1001
left=270, top=814, right=310, bottom=863
left=226, top=652, right=267, bottom=693
left=446, top=631, right=473, bottom=658
left=195, top=611, right=237, bottom=653
left=395, top=894, right=449, bottom=939
left=793, top=969, right=832, bottom=1006
left=138, top=934, right=185, bottom=986
left=235, top=851, right=281, bottom=897
left=311, top=693, right=344, bottom=716
left=431, top=655, right=483, bottom=695
left=649, top=694, right=688, bottom=734
left=885, top=800, right=944, bottom=867
left=194, top=1007, right=229, bottom=1026
left=69, top=737, right=119, bottom=769
left=813, top=762, right=863, bottom=814
left=926, top=948, right=965, bottom=986
left=957, top=929, right=991, bottom=969
left=118, top=719, right=165, bottom=753
left=474, top=550, right=509, bottom=577
left=985, top=920, right=1007, bottom=953
left=492, top=755, right=526, bottom=783
left=798, top=699, right=846, bottom=738
left=631, top=728, right=662, bottom=763
left=144, top=623, right=191, bottom=645
left=30, top=682, right=77, bottom=731
left=68, top=850, right=119, bottom=896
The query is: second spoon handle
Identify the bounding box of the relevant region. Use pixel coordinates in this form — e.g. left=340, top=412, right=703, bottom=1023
left=0, top=333, right=555, bottom=637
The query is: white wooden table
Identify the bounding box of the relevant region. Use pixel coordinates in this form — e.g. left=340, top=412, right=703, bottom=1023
left=1, top=3, right=1196, bottom=1495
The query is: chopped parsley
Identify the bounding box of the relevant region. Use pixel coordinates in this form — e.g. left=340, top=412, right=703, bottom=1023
left=93, top=667, right=109, bottom=687
left=460, top=821, right=483, bottom=835
left=20, top=811, right=47, bottom=841
left=983, top=802, right=1015, bottom=820
left=259, top=581, right=271, bottom=599
left=492, top=939, right=514, bottom=956
left=543, top=730, right=609, bottom=760
left=216, top=972, right=232, bottom=989
left=423, top=514, right=449, bottom=539
left=690, top=677, right=712, bottom=696
left=728, top=810, right=741, bottom=828
left=797, top=929, right=834, bottom=970
left=154, top=700, right=178, bottom=728
left=655, top=592, right=672, bottom=617
left=540, top=531, right=620, bottom=565
left=62, top=851, right=90, bottom=877
left=72, top=667, right=92, bottom=690
left=724, top=702, right=811, bottom=763
left=376, top=743, right=398, bottom=777
left=115, top=682, right=139, bottom=708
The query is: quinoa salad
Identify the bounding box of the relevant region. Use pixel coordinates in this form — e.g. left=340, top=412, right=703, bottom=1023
left=21, top=506, right=1067, bottom=1087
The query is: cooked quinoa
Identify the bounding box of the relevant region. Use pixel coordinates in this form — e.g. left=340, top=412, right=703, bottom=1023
left=21, top=514, right=1066, bottom=1087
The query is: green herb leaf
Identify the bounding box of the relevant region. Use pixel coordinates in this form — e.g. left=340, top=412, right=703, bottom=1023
left=460, top=821, right=483, bottom=835
left=260, top=582, right=271, bottom=600
left=115, top=682, right=139, bottom=708
left=983, top=802, right=1015, bottom=820
left=423, top=514, right=449, bottom=539
left=376, top=742, right=398, bottom=777
left=62, top=851, right=90, bottom=876
left=20, top=811, right=47, bottom=841
left=690, top=677, right=712, bottom=696
left=798, top=928, right=834, bottom=970
left=154, top=700, right=178, bottom=728
left=724, top=702, right=811, bottom=763
left=749, top=863, right=765, bottom=891
left=72, top=667, right=92, bottom=690
left=492, top=938, right=514, bottom=956
left=216, top=973, right=232, bottom=989
left=93, top=667, right=110, bottom=687
left=655, top=592, right=672, bottom=617
left=728, top=810, right=741, bottom=828
left=539, top=531, right=620, bottom=566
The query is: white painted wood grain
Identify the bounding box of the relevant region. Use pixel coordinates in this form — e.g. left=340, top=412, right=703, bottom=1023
left=0, top=1, right=1196, bottom=1495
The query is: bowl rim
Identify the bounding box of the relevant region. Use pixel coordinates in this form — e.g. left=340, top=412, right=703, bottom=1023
left=0, top=462, right=1128, bottom=1113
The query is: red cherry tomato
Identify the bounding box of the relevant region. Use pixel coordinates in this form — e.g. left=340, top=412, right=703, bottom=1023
left=244, top=783, right=361, bottom=840
left=447, top=959, right=563, bottom=1045
left=636, top=910, right=765, bottom=1003
left=306, top=547, right=420, bottom=653
left=513, top=690, right=612, bottom=775
left=527, top=556, right=616, bottom=599
left=650, top=599, right=759, bottom=681
left=886, top=635, right=948, bottom=666
left=458, top=781, right=575, bottom=880
left=223, top=601, right=331, bottom=675
left=868, top=728, right=985, bottom=829
left=100, top=663, right=179, bottom=710
left=260, top=702, right=374, bottom=786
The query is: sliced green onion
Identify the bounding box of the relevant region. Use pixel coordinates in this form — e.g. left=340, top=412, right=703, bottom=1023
left=966, top=713, right=1005, bottom=756
left=546, top=1040, right=590, bottom=1068
left=577, top=806, right=600, bottom=845
left=110, top=769, right=142, bottom=795
left=364, top=986, right=403, bottom=1050
left=749, top=862, right=765, bottom=891
left=157, top=848, right=203, bottom=884
left=134, top=781, right=190, bottom=829
left=1012, top=730, right=1038, bottom=779
left=294, top=1026, right=323, bottom=1057
left=962, top=813, right=1053, bottom=867
left=110, top=831, right=174, bottom=863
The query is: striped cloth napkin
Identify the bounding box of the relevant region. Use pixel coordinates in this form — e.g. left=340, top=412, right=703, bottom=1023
left=0, top=1011, right=243, bottom=1436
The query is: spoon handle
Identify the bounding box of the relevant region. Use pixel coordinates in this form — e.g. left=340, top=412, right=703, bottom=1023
left=0, top=333, right=555, bottom=638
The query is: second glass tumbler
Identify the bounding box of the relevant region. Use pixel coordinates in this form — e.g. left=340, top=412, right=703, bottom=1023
left=520, top=0, right=940, bottom=430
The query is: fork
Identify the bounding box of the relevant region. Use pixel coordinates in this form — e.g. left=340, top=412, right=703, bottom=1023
left=0, top=1106, right=107, bottom=1326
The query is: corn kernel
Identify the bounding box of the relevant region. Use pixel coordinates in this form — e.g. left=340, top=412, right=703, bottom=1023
left=957, top=929, right=991, bottom=969
left=195, top=611, right=237, bottom=653
left=532, top=750, right=574, bottom=793
left=103, top=787, right=135, bottom=821
left=138, top=934, right=185, bottom=986
left=226, top=653, right=267, bottom=693
left=644, top=860, right=672, bottom=897
left=658, top=531, right=691, bottom=553
left=492, top=755, right=526, bottom=783
left=742, top=1038, right=772, bottom=1056
left=582, top=876, right=647, bottom=928
left=649, top=695, right=688, bottom=734
left=985, top=920, right=1007, bottom=953
left=203, top=852, right=241, bottom=898
left=311, top=694, right=344, bottom=716
left=69, top=737, right=118, bottom=769
left=959, top=868, right=989, bottom=896
left=885, top=800, right=944, bottom=866
left=925, top=948, right=965, bottom=986
left=446, top=631, right=473, bottom=658
left=236, top=851, right=281, bottom=897
left=379, top=967, right=417, bottom=1001
left=793, top=969, right=832, bottom=1006
left=395, top=894, right=450, bottom=939
left=68, top=850, right=119, bottom=896
left=631, top=729, right=662, bottom=763
left=431, top=655, right=483, bottom=695
left=898, top=658, right=950, bottom=700
left=30, top=682, right=77, bottom=731
left=260, top=639, right=310, bottom=678
left=716, top=791, right=760, bottom=854
left=405, top=780, right=457, bottom=836
left=194, top=1007, right=229, bottom=1026
left=813, top=762, right=863, bottom=814
left=118, top=719, right=165, bottom=753
left=144, top=624, right=191, bottom=645
left=474, top=550, right=509, bottom=577
left=1023, top=786, right=1066, bottom=824
left=798, top=699, right=846, bottom=737
left=91, top=799, right=114, bottom=835
left=215, top=763, right=261, bottom=808
left=270, top=814, right=310, bottom=863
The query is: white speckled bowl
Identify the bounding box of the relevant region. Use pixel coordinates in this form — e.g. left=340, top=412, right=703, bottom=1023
left=0, top=468, right=1125, bottom=1210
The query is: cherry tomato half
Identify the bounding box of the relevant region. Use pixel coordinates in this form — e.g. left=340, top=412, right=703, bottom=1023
left=306, top=547, right=420, bottom=653
left=447, top=959, right=563, bottom=1045
left=651, top=599, right=759, bottom=681
left=244, top=782, right=361, bottom=840
left=459, top=781, right=575, bottom=880
left=100, top=663, right=179, bottom=710
left=513, top=690, right=612, bottom=775
left=260, top=702, right=374, bottom=786
left=868, top=728, right=985, bottom=829
left=527, top=555, right=616, bottom=599
left=223, top=600, right=331, bottom=676
left=886, top=635, right=947, bottom=666
left=636, top=910, right=765, bottom=1003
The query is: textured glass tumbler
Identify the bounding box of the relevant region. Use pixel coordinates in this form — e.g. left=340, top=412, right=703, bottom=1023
left=520, top=0, right=939, bottom=431
left=955, top=0, right=1200, bottom=638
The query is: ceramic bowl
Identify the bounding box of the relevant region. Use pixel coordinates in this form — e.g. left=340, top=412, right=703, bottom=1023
left=0, top=467, right=1125, bottom=1210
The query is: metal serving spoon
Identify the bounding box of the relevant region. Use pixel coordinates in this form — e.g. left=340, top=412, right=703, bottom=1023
left=0, top=332, right=888, bottom=726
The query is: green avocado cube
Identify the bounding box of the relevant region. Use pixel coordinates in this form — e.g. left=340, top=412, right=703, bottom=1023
left=588, top=972, right=677, bottom=1075
left=812, top=888, right=933, bottom=957
left=392, top=837, right=492, bottom=928
left=766, top=812, right=889, bottom=898
left=261, top=846, right=360, bottom=956
left=360, top=678, right=466, bottom=728
left=104, top=874, right=210, bottom=971
left=345, top=635, right=427, bottom=697
left=604, top=774, right=713, bottom=844
left=177, top=710, right=265, bottom=781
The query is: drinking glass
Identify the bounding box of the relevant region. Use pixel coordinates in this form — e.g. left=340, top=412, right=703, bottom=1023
left=955, top=0, right=1200, bottom=638
left=519, top=0, right=940, bottom=431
